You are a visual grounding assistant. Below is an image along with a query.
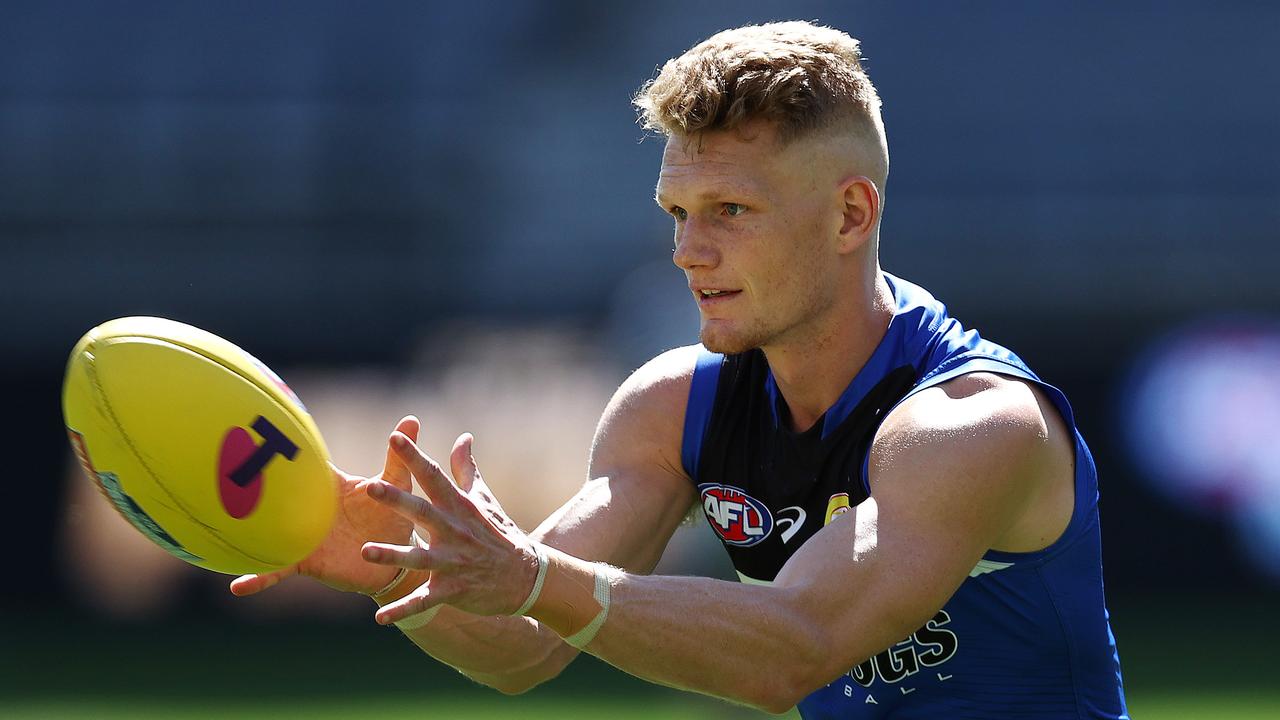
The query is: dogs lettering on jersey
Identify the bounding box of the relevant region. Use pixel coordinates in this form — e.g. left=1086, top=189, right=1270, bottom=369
left=847, top=609, right=959, bottom=688
left=698, top=483, right=773, bottom=547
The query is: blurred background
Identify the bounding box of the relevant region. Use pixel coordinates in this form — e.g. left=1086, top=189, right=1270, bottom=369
left=3, top=1, right=1278, bottom=718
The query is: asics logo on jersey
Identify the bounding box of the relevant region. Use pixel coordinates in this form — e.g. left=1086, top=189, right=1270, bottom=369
left=776, top=506, right=807, bottom=543
left=699, top=483, right=773, bottom=547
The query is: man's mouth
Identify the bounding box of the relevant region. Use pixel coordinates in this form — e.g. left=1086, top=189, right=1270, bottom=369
left=695, top=288, right=741, bottom=305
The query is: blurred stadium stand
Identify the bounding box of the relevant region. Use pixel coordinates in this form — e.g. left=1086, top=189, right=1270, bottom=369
left=2, top=1, right=1277, bottom=615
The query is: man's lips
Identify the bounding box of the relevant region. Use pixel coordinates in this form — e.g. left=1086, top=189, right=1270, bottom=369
left=692, top=288, right=742, bottom=306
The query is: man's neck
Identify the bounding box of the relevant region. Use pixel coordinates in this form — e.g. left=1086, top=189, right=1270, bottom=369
left=763, top=271, right=896, bottom=433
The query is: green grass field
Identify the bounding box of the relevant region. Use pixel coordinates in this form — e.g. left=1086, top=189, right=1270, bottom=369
left=1, top=699, right=743, bottom=720
left=6, top=695, right=1280, bottom=720
left=2, top=595, right=1275, bottom=718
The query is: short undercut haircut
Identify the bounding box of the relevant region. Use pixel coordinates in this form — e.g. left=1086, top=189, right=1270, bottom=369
left=633, top=21, right=886, bottom=149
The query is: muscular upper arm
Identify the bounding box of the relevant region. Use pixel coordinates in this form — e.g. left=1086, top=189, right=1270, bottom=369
left=771, top=373, right=1067, bottom=681
left=530, top=345, right=700, bottom=574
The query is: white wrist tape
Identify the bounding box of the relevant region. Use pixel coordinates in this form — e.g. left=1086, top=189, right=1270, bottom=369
left=563, top=563, right=618, bottom=649
left=510, top=543, right=549, bottom=617
left=394, top=604, right=439, bottom=632
left=369, top=567, right=408, bottom=600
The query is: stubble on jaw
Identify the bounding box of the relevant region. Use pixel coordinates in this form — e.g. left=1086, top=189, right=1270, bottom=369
left=698, top=316, right=768, bottom=356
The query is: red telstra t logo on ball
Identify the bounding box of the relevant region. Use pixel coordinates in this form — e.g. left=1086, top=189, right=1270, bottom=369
left=218, top=416, right=298, bottom=519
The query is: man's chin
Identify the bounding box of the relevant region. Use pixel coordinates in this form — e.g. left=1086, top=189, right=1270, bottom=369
left=699, top=326, right=761, bottom=355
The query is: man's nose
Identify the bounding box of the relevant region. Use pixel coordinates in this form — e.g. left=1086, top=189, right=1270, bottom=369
left=672, top=220, right=717, bottom=271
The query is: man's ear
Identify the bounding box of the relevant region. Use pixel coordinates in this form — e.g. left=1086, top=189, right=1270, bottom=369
left=837, top=176, right=880, bottom=253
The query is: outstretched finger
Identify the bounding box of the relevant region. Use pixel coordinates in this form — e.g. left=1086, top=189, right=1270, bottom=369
left=449, top=433, right=478, bottom=493
left=229, top=566, right=297, bottom=597
left=362, top=540, right=437, bottom=571
left=363, top=477, right=452, bottom=533
left=375, top=583, right=448, bottom=626
left=390, top=432, right=464, bottom=510
left=381, top=416, right=421, bottom=491
left=452, top=436, right=501, bottom=516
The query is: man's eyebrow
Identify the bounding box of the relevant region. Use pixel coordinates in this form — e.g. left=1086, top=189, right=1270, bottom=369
left=654, top=184, right=762, bottom=206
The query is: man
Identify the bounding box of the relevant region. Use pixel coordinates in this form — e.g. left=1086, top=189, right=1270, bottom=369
left=232, top=21, right=1127, bottom=718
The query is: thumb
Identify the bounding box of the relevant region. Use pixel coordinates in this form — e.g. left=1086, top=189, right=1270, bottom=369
left=449, top=433, right=478, bottom=493
left=381, top=415, right=421, bottom=490
left=330, top=462, right=357, bottom=484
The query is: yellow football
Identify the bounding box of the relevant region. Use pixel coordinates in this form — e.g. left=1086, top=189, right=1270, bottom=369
left=62, top=317, right=336, bottom=575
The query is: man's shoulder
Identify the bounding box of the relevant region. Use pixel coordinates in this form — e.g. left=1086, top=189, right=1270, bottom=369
left=588, top=346, right=703, bottom=485
left=871, top=372, right=1064, bottom=487
left=865, top=371, right=1076, bottom=555
left=593, top=345, right=700, bottom=452
left=617, top=345, right=701, bottom=406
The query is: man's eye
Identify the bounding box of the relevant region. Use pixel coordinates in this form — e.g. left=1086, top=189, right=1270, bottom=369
left=723, top=203, right=745, bottom=217
left=672, top=207, right=688, bottom=221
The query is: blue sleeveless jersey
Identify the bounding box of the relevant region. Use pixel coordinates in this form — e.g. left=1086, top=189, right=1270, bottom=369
left=681, top=273, right=1127, bottom=718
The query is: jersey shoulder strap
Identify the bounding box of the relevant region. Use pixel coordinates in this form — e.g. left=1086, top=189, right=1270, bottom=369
left=681, top=346, right=724, bottom=481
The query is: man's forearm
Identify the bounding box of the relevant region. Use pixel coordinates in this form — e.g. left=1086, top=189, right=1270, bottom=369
left=528, top=550, right=832, bottom=713
left=377, top=570, right=578, bottom=693
left=402, top=607, right=579, bottom=693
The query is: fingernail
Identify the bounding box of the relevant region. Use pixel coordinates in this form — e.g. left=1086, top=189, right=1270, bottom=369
left=368, top=482, right=385, bottom=498
left=366, top=547, right=381, bottom=561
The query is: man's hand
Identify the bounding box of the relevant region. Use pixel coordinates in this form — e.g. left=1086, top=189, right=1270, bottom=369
left=359, top=432, right=542, bottom=624
left=228, top=415, right=423, bottom=597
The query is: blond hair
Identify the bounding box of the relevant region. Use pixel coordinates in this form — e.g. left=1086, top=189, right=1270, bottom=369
left=634, top=21, right=885, bottom=147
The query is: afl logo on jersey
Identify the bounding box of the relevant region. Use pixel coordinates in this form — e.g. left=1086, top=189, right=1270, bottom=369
left=699, top=483, right=773, bottom=547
